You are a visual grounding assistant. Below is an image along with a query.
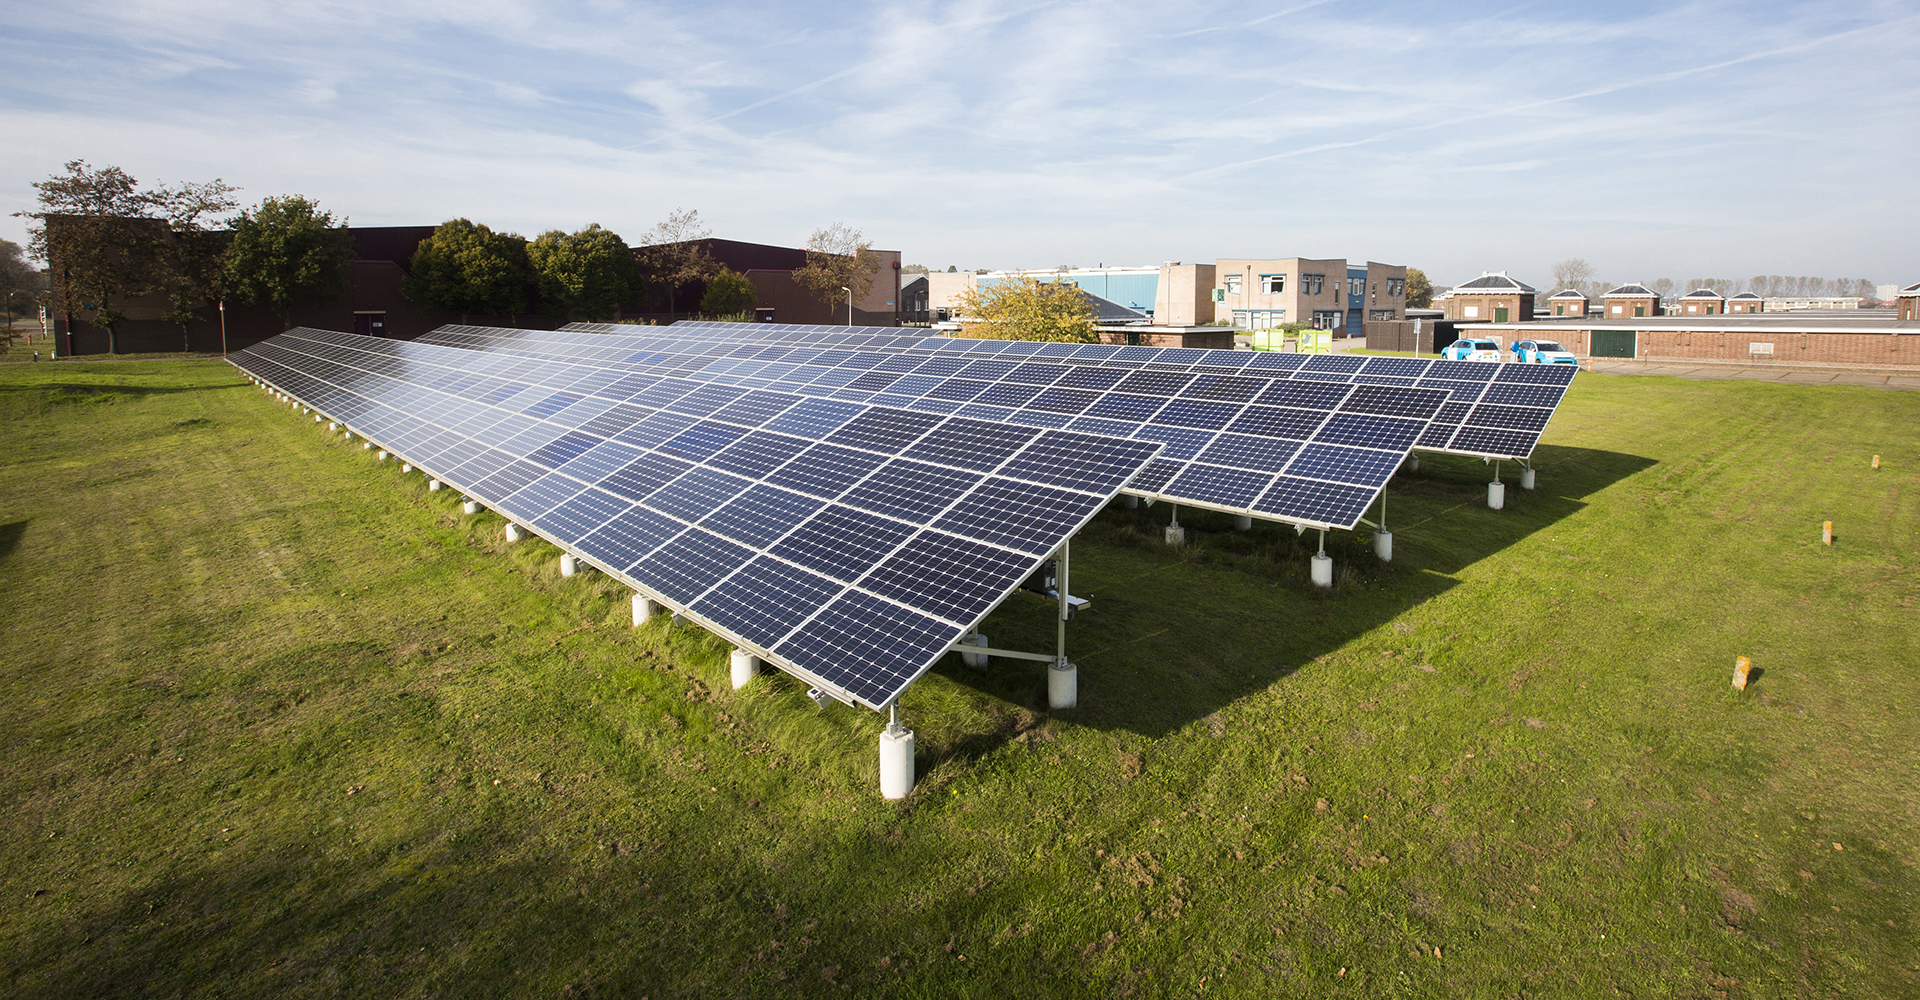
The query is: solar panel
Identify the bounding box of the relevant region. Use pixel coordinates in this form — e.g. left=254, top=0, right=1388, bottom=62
left=229, top=328, right=1161, bottom=713
left=561, top=320, right=1574, bottom=462
left=418, top=324, right=1451, bottom=531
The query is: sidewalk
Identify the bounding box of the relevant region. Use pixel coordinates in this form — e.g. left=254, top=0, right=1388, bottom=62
left=1586, top=358, right=1920, bottom=391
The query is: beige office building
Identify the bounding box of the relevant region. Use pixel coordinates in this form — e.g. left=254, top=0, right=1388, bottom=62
left=1208, top=258, right=1405, bottom=331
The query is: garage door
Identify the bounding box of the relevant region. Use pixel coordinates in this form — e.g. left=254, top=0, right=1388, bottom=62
left=1591, top=329, right=1636, bottom=358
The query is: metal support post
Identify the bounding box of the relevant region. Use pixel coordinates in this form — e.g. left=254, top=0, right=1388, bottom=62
left=1049, top=541, right=1078, bottom=709
left=1374, top=485, right=1393, bottom=562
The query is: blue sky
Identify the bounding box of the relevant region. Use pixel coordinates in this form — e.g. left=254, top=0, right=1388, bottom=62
left=2, top=1, right=1916, bottom=288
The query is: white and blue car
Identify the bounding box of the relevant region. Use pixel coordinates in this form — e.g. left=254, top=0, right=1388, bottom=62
left=1510, top=339, right=1579, bottom=365
left=1441, top=338, right=1504, bottom=362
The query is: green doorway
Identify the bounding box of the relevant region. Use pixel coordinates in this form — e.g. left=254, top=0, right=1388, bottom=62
left=1591, top=329, right=1636, bottom=358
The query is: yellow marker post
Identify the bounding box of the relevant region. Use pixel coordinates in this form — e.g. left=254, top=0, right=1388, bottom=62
left=1872, top=455, right=1881, bottom=469
left=1732, top=656, right=1752, bottom=691
left=1822, top=521, right=1833, bottom=545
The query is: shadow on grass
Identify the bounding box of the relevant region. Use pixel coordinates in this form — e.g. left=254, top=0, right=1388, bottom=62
left=0, top=519, right=24, bottom=562
left=920, top=443, right=1658, bottom=749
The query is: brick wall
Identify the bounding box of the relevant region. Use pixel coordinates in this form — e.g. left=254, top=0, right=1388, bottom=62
left=1546, top=327, right=1920, bottom=366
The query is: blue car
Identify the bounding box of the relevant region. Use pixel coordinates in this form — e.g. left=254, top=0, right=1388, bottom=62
left=1511, top=339, right=1579, bottom=365
left=1441, top=338, right=1504, bottom=362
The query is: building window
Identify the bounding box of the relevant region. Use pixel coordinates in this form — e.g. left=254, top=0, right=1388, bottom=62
left=1302, top=274, right=1324, bottom=295
left=1369, top=309, right=1395, bottom=321
left=1387, top=278, right=1405, bottom=297
left=1611, top=304, right=1623, bottom=314
left=1464, top=305, right=1480, bottom=318
left=1259, top=273, right=1284, bottom=294
left=1225, top=274, right=1243, bottom=295
left=1312, top=310, right=1342, bottom=329
left=1348, top=277, right=1364, bottom=297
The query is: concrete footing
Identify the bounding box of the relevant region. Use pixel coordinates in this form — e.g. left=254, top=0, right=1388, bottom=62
left=1232, top=515, right=1253, bottom=531
left=879, top=725, right=916, bottom=799
left=960, top=633, right=988, bottom=669
left=1310, top=553, right=1334, bottom=589
left=401, top=463, right=413, bottom=473
left=1374, top=529, right=1394, bottom=562
left=376, top=451, right=389, bottom=461
left=462, top=500, right=481, bottom=514
left=362, top=442, right=372, bottom=451
left=1122, top=495, right=1139, bottom=510
left=1488, top=481, right=1506, bottom=510
left=504, top=523, right=525, bottom=542
left=1521, top=467, right=1536, bottom=491
left=1048, top=660, right=1079, bottom=709
left=328, top=422, right=339, bottom=431
left=730, top=649, right=758, bottom=690
left=632, top=593, right=661, bottom=626
left=1164, top=524, right=1186, bottom=546
left=1406, top=454, right=1421, bottom=473
left=559, top=553, right=578, bottom=577
left=428, top=480, right=442, bottom=492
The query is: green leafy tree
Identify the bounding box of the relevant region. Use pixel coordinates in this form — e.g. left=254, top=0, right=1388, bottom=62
left=16, top=161, right=167, bottom=353
left=635, top=208, right=716, bottom=320
left=0, top=239, right=35, bottom=333
left=225, top=196, right=354, bottom=330
left=700, top=267, right=757, bottom=317
left=953, top=275, right=1096, bottom=343
left=403, top=219, right=535, bottom=322
left=152, top=180, right=241, bottom=351
left=529, top=224, right=639, bottom=322
left=793, top=223, right=882, bottom=320
left=1404, top=268, right=1433, bottom=309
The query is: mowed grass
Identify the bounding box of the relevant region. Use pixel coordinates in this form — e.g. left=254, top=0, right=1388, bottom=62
left=1, top=360, right=1915, bottom=999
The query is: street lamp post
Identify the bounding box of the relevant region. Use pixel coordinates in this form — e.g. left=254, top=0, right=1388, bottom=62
left=219, top=299, right=228, bottom=356
left=842, top=286, right=852, bottom=326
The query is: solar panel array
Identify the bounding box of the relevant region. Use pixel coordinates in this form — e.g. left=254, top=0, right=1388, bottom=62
left=418, top=324, right=1453, bottom=530
left=228, top=328, right=1161, bottom=712
left=591, top=320, right=1576, bottom=462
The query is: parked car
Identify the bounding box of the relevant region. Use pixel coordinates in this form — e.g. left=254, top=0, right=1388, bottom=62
left=1442, top=338, right=1504, bottom=362
left=1511, top=339, right=1579, bottom=365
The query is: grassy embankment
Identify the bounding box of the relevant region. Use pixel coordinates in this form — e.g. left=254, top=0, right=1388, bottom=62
left=1, top=359, right=1915, bottom=998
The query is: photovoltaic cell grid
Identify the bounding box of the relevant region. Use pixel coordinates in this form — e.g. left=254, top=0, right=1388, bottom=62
left=228, top=328, right=1161, bottom=711
left=419, top=324, right=1450, bottom=530
left=581, top=320, right=1576, bottom=462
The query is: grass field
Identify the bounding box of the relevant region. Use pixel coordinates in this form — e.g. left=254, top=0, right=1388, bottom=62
left=2, top=358, right=1916, bottom=999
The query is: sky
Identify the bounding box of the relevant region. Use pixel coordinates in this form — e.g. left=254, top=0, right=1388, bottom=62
left=2, top=0, right=1917, bottom=288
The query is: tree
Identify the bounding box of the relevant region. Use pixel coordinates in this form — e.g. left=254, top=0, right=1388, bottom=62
left=635, top=208, right=714, bottom=319
left=1404, top=268, right=1433, bottom=308
left=1549, top=257, right=1595, bottom=293
left=529, top=224, right=639, bottom=322
left=403, top=219, right=535, bottom=323
left=699, top=267, right=757, bottom=317
left=153, top=180, right=240, bottom=351
left=1651, top=278, right=1675, bottom=301
left=225, top=196, right=354, bottom=330
left=17, top=161, right=168, bottom=353
left=0, top=239, right=34, bottom=332
left=793, top=223, right=882, bottom=320
left=952, top=275, right=1096, bottom=343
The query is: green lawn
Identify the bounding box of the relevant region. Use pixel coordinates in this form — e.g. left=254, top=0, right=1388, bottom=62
left=1, top=359, right=1915, bottom=998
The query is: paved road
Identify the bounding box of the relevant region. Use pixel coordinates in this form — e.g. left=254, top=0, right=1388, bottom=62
left=1587, top=359, right=1920, bottom=391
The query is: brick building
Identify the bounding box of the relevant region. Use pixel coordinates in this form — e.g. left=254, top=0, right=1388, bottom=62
left=1547, top=288, right=1588, bottom=317
left=1602, top=283, right=1661, bottom=319
left=1476, top=314, right=1920, bottom=366
left=1728, top=292, right=1764, bottom=314
left=1442, top=271, right=1535, bottom=323
left=1677, top=288, right=1725, bottom=316
left=1900, top=283, right=1920, bottom=321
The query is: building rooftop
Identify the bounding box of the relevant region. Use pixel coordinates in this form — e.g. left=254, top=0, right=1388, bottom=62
left=1729, top=292, right=1762, bottom=300
left=1482, top=313, right=1920, bottom=333
left=1454, top=271, right=1536, bottom=293
left=1901, top=282, right=1920, bottom=295
left=1548, top=288, right=1588, bottom=299
left=1605, top=283, right=1656, bottom=296
left=1681, top=288, right=1726, bottom=299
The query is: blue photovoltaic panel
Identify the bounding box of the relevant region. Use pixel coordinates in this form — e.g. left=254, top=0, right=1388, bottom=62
left=418, top=324, right=1453, bottom=530
left=229, top=328, right=1161, bottom=713
left=560, top=320, right=1572, bottom=460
